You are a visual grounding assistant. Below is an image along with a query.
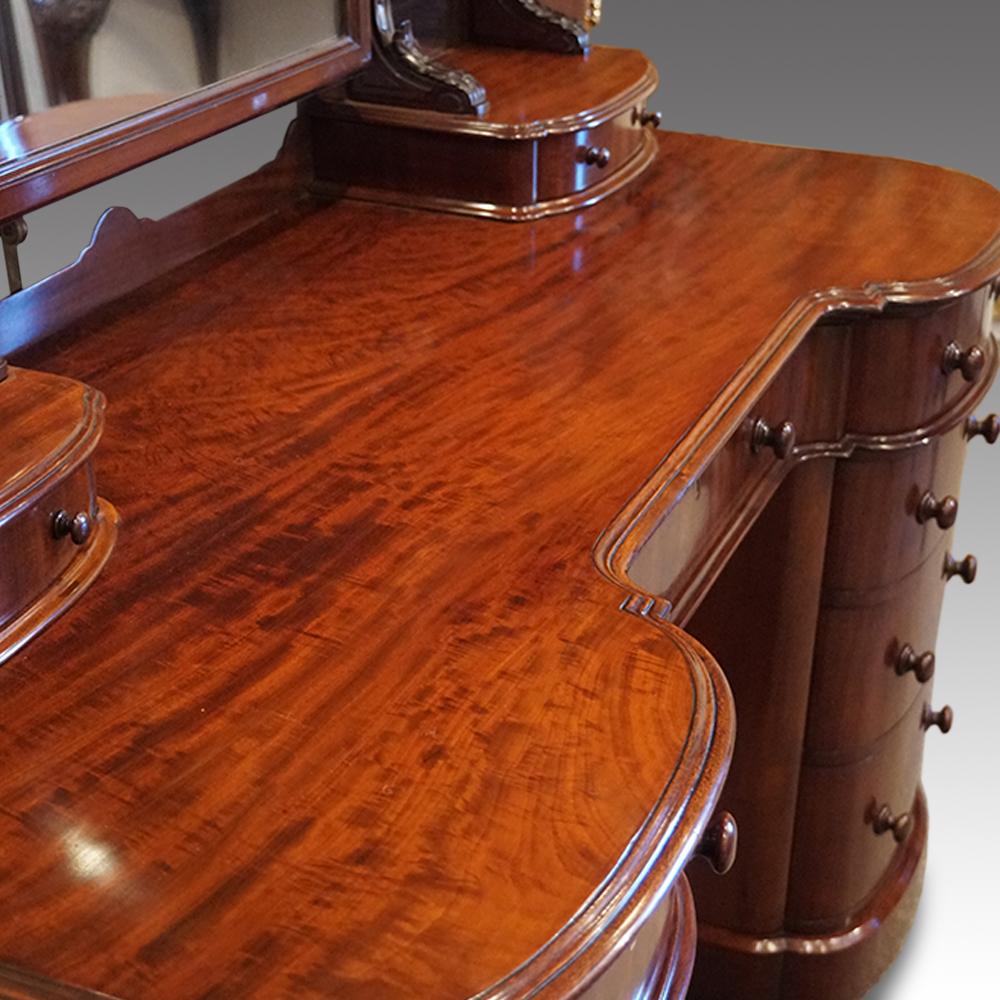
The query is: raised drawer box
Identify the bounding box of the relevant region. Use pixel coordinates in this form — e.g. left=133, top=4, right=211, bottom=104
left=0, top=364, right=117, bottom=663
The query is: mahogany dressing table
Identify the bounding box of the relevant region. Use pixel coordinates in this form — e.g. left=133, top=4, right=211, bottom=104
left=0, top=3, right=997, bottom=998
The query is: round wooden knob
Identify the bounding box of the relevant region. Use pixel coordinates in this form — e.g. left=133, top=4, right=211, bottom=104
left=965, top=414, right=1000, bottom=444
left=51, top=509, right=92, bottom=546
left=697, top=811, right=738, bottom=875
left=751, top=418, right=796, bottom=459
left=922, top=704, right=954, bottom=733
left=895, top=643, right=935, bottom=683
left=916, top=490, right=958, bottom=529
left=872, top=804, right=913, bottom=843
left=941, top=340, right=986, bottom=382
left=583, top=146, right=612, bottom=169
left=942, top=341, right=985, bottom=382
left=944, top=552, right=977, bottom=584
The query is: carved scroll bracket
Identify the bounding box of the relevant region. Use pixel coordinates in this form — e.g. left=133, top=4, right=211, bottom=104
left=347, top=0, right=488, bottom=115
left=472, top=0, right=589, bottom=55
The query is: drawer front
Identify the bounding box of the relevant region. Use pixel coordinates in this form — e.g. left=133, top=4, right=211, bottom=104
left=806, top=539, right=948, bottom=756
left=537, top=107, right=649, bottom=201
left=823, top=424, right=967, bottom=592
left=0, top=462, right=97, bottom=630
left=785, top=694, right=926, bottom=931
left=627, top=326, right=847, bottom=613
left=843, top=288, right=994, bottom=436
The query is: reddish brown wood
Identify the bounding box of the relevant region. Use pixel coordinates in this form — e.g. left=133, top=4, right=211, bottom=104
left=965, top=412, right=1000, bottom=442
left=0, top=365, right=116, bottom=664
left=625, top=328, right=849, bottom=623
left=693, top=790, right=928, bottom=1000
left=0, top=122, right=314, bottom=357
left=786, top=696, right=928, bottom=929
left=0, top=0, right=370, bottom=222
left=685, top=459, right=838, bottom=939
left=311, top=46, right=658, bottom=220
left=821, top=425, right=968, bottom=592
left=4, top=126, right=1000, bottom=999
left=841, top=290, right=994, bottom=437
left=943, top=551, right=977, bottom=583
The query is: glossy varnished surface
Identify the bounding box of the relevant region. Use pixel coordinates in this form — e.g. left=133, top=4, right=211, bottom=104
left=6, top=131, right=1000, bottom=998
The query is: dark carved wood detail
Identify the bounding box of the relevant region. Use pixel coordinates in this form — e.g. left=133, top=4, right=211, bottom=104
left=347, top=1, right=488, bottom=114
left=471, top=0, right=589, bottom=54
left=27, top=0, right=112, bottom=104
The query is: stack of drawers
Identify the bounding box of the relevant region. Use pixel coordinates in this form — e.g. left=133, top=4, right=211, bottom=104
left=787, top=289, right=998, bottom=934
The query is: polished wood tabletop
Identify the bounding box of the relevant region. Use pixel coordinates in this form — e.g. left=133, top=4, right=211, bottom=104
left=4, top=130, right=1000, bottom=999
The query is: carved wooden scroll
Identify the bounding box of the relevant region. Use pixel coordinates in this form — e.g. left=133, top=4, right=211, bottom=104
left=347, top=1, right=488, bottom=115
left=471, top=0, right=589, bottom=54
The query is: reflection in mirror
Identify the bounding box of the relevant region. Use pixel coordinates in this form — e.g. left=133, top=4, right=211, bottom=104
left=0, top=0, right=345, bottom=162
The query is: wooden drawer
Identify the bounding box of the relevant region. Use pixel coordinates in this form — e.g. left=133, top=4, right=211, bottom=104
left=806, top=539, right=949, bottom=756
left=842, top=288, right=994, bottom=436
left=0, top=365, right=118, bottom=664
left=823, top=423, right=967, bottom=592
left=785, top=695, right=927, bottom=931
left=0, top=463, right=97, bottom=630
left=536, top=106, right=649, bottom=201
left=627, top=326, right=847, bottom=616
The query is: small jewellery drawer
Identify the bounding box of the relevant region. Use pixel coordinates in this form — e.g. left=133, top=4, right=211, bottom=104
left=0, top=465, right=97, bottom=629
left=823, top=423, right=967, bottom=592
left=805, top=539, right=948, bottom=755
left=537, top=107, right=652, bottom=202
left=626, top=326, right=847, bottom=611
left=842, top=288, right=993, bottom=436
left=0, top=365, right=118, bottom=664
left=785, top=695, right=927, bottom=930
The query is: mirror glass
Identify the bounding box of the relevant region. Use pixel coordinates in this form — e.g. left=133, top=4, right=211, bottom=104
left=0, top=0, right=346, bottom=162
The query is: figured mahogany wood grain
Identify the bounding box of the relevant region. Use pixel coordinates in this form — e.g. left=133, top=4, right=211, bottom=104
left=6, top=131, right=1000, bottom=998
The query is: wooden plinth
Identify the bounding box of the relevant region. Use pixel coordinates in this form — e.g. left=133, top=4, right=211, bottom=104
left=690, top=788, right=928, bottom=1000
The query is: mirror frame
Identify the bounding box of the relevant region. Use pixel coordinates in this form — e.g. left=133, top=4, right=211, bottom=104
left=0, top=0, right=371, bottom=222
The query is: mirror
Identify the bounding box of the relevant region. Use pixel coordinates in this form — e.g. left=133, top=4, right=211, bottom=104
left=0, top=1, right=348, bottom=161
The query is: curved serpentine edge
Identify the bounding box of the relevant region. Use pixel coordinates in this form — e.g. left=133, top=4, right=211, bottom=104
left=594, top=230, right=1000, bottom=600
left=476, top=626, right=733, bottom=999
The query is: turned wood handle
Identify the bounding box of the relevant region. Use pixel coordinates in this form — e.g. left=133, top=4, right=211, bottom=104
left=751, top=418, right=796, bottom=459
left=966, top=414, right=1000, bottom=443
left=697, top=811, right=738, bottom=875
left=51, top=509, right=92, bottom=546
left=583, top=146, right=612, bottom=169
left=895, top=643, right=935, bottom=683
left=942, top=341, right=985, bottom=382
left=916, top=490, right=958, bottom=529
left=944, top=552, right=977, bottom=584
left=872, top=804, right=913, bottom=843
left=922, top=704, right=954, bottom=733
